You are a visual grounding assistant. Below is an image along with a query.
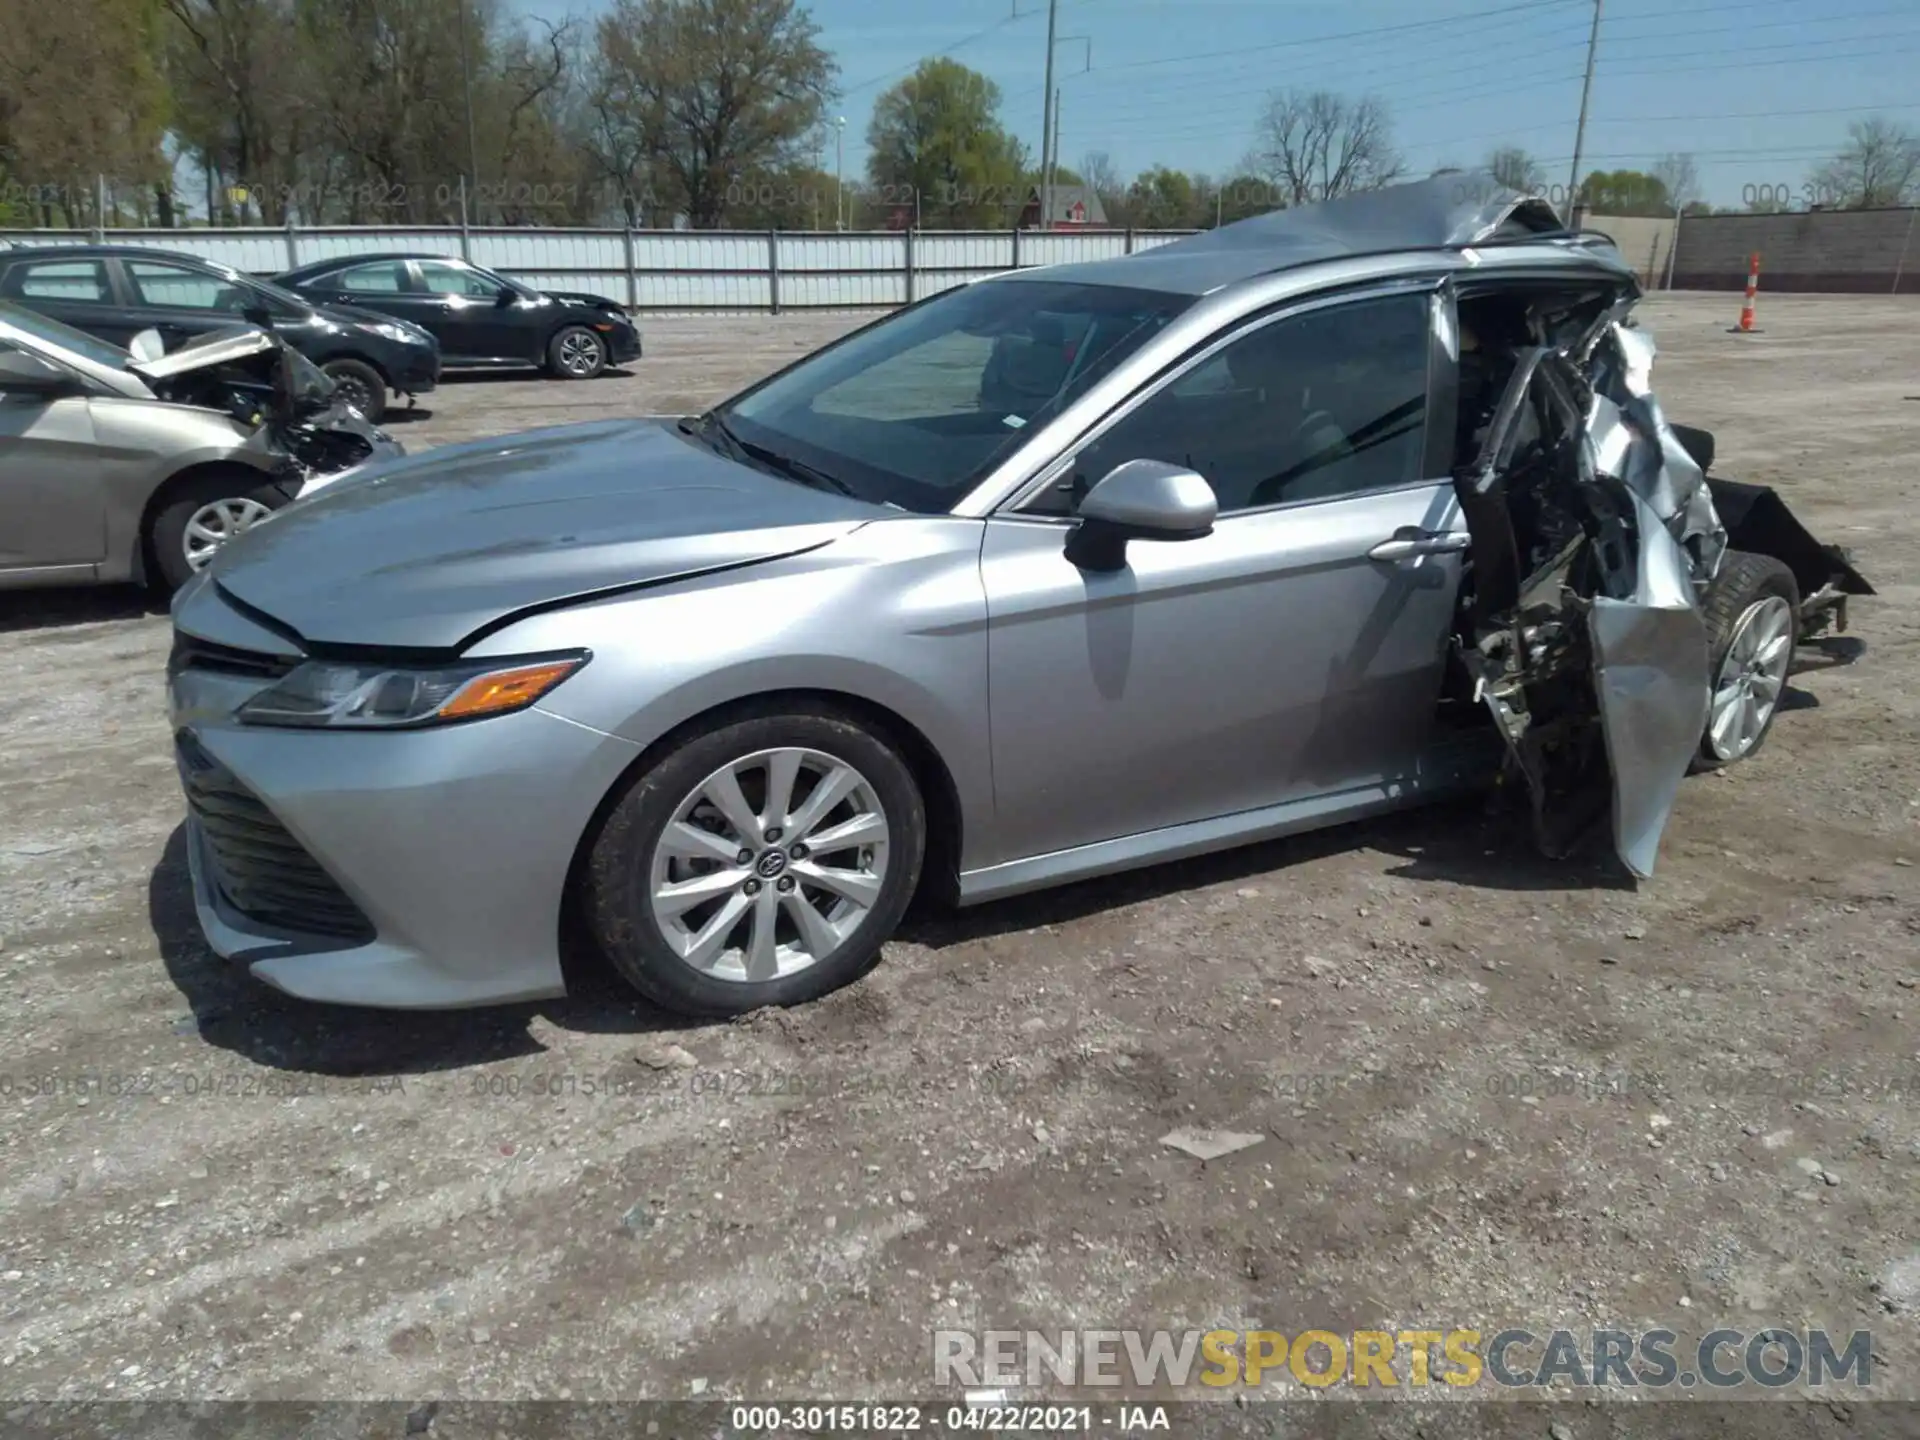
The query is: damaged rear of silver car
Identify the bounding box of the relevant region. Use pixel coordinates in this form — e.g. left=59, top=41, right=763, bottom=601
left=1451, top=282, right=1871, bottom=877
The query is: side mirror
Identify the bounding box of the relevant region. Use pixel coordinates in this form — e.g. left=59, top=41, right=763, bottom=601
left=494, top=287, right=517, bottom=308
left=1064, top=458, right=1217, bottom=572
left=127, top=328, right=166, bottom=362
left=0, top=348, right=75, bottom=395
left=242, top=305, right=276, bottom=328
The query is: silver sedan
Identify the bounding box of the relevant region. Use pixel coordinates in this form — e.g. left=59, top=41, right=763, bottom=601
left=0, top=302, right=398, bottom=593
left=165, top=174, right=1870, bottom=1016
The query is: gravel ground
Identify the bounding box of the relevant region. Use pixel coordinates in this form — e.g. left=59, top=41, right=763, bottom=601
left=1, top=296, right=1918, bottom=1412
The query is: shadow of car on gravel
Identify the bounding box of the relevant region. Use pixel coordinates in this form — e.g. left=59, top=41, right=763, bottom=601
left=436, top=367, right=637, bottom=385
left=148, top=664, right=1839, bottom=1070
left=148, top=823, right=687, bottom=1078
left=901, top=793, right=1638, bottom=955
left=0, top=585, right=163, bottom=635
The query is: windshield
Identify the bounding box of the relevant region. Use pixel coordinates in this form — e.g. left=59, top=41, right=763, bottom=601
left=475, top=264, right=534, bottom=298
left=0, top=298, right=131, bottom=369
left=720, top=278, right=1192, bottom=513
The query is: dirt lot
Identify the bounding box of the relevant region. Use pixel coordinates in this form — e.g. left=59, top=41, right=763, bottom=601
left=2, top=297, right=1918, bottom=1413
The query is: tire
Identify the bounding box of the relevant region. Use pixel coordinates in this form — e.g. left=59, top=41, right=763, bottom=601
left=146, top=468, right=296, bottom=594
left=582, top=708, right=927, bottom=1017
left=548, top=325, right=607, bottom=380
left=1694, top=549, right=1799, bottom=771
left=320, top=357, right=387, bottom=422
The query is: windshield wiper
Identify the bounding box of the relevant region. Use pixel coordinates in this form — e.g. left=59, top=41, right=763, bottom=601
left=740, top=442, right=858, bottom=498
left=682, top=410, right=860, bottom=499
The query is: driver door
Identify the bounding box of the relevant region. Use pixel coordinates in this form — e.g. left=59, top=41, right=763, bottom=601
left=0, top=343, right=105, bottom=570
left=409, top=260, right=522, bottom=363
left=976, top=284, right=1469, bottom=868
left=118, top=258, right=257, bottom=349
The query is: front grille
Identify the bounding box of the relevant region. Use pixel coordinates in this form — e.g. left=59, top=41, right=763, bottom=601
left=176, top=732, right=374, bottom=943
left=168, top=633, right=300, bottom=681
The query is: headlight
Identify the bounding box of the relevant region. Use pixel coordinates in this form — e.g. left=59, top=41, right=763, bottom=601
left=367, top=321, right=425, bottom=345
left=237, top=651, right=588, bottom=728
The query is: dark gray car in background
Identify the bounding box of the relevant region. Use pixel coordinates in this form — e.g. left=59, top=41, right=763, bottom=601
left=274, top=252, right=642, bottom=379
left=0, top=246, right=440, bottom=422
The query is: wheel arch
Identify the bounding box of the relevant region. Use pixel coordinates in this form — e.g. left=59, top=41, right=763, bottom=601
left=131, top=456, right=287, bottom=585
left=312, top=349, right=394, bottom=389
left=557, top=686, right=965, bottom=976
left=545, top=319, right=608, bottom=371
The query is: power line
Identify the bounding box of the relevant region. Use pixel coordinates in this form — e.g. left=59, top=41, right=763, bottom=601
left=1599, top=0, right=1920, bottom=46
left=1094, top=0, right=1584, bottom=76
left=1078, top=29, right=1920, bottom=142
left=839, top=11, right=1031, bottom=98
left=1005, top=16, right=1593, bottom=105
left=1418, top=100, right=1920, bottom=156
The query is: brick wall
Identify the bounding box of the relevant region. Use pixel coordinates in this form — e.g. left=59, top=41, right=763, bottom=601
left=1664, top=207, right=1920, bottom=293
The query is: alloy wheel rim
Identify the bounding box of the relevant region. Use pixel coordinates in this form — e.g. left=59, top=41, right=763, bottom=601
left=183, top=497, right=275, bottom=570
left=559, top=331, right=601, bottom=375
left=333, top=376, right=374, bottom=414
left=648, top=747, right=890, bottom=984
left=1707, top=595, right=1793, bottom=762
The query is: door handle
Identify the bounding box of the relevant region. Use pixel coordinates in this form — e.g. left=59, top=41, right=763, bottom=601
left=1368, top=529, right=1471, bottom=561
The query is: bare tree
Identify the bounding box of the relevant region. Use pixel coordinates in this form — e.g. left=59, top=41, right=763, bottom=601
left=591, top=0, right=835, bottom=228
left=1812, top=117, right=1920, bottom=208
left=1485, top=144, right=1543, bottom=193
left=1651, top=152, right=1696, bottom=290
left=1652, top=151, right=1697, bottom=213
left=1079, top=149, right=1129, bottom=225
left=1251, top=89, right=1402, bottom=205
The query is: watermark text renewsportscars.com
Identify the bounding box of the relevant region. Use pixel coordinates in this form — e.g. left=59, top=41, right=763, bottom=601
left=934, top=1328, right=1875, bottom=1392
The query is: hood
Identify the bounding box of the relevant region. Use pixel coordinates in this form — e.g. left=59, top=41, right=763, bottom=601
left=207, top=418, right=886, bottom=650
left=130, top=324, right=278, bottom=381
left=545, top=289, right=627, bottom=314
left=130, top=321, right=339, bottom=423
left=318, top=299, right=433, bottom=340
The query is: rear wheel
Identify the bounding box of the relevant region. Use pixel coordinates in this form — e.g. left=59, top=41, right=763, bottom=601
left=548, top=325, right=606, bottom=380
left=147, top=468, right=294, bottom=593
left=1696, top=550, right=1799, bottom=770
left=582, top=708, right=926, bottom=1016
left=320, top=357, right=387, bottom=422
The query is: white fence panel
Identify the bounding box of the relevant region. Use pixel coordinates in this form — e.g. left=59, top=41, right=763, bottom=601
left=292, top=227, right=463, bottom=265
left=468, top=229, right=627, bottom=273
left=914, top=232, right=1017, bottom=272
left=0, top=225, right=1204, bottom=312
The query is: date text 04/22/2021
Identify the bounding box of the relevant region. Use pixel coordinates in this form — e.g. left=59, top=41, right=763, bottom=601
left=728, top=1404, right=1170, bottom=1432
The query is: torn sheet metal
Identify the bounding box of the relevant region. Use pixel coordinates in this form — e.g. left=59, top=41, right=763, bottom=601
left=1587, top=488, right=1712, bottom=879
left=1592, top=323, right=1728, bottom=578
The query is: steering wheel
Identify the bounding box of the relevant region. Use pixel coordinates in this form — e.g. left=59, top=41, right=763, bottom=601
left=1250, top=411, right=1349, bottom=507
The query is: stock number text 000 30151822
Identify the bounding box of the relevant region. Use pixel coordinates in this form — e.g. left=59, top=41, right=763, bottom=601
left=728, top=1405, right=1147, bottom=1433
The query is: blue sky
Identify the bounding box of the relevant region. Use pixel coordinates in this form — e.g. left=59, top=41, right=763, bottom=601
left=526, top=0, right=1920, bottom=208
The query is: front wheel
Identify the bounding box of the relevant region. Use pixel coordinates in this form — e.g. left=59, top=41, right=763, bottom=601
left=1696, top=550, right=1799, bottom=770
left=146, top=468, right=294, bottom=593
left=548, top=325, right=607, bottom=380
left=320, top=358, right=388, bottom=422
left=582, top=709, right=926, bottom=1017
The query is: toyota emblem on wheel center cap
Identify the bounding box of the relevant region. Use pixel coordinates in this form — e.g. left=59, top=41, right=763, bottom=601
left=755, top=850, right=789, bottom=880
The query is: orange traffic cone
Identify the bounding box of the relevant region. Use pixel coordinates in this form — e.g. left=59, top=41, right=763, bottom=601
left=1728, top=252, right=1762, bottom=333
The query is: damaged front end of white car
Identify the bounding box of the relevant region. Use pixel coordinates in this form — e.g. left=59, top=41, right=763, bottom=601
left=1449, top=300, right=1872, bottom=879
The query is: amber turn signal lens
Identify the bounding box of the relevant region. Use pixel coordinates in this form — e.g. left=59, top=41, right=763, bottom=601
left=436, top=659, right=583, bottom=720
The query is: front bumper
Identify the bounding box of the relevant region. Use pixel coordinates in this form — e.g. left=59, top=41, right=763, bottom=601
left=606, top=326, right=643, bottom=363
left=393, top=348, right=441, bottom=395
left=169, top=651, right=640, bottom=1008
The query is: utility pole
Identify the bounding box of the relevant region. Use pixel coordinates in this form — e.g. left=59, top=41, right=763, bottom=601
left=1046, top=86, right=1062, bottom=223
left=456, top=0, right=481, bottom=222
left=1564, top=0, right=1601, bottom=226
left=1039, top=0, right=1058, bottom=230
left=835, top=116, right=846, bottom=229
